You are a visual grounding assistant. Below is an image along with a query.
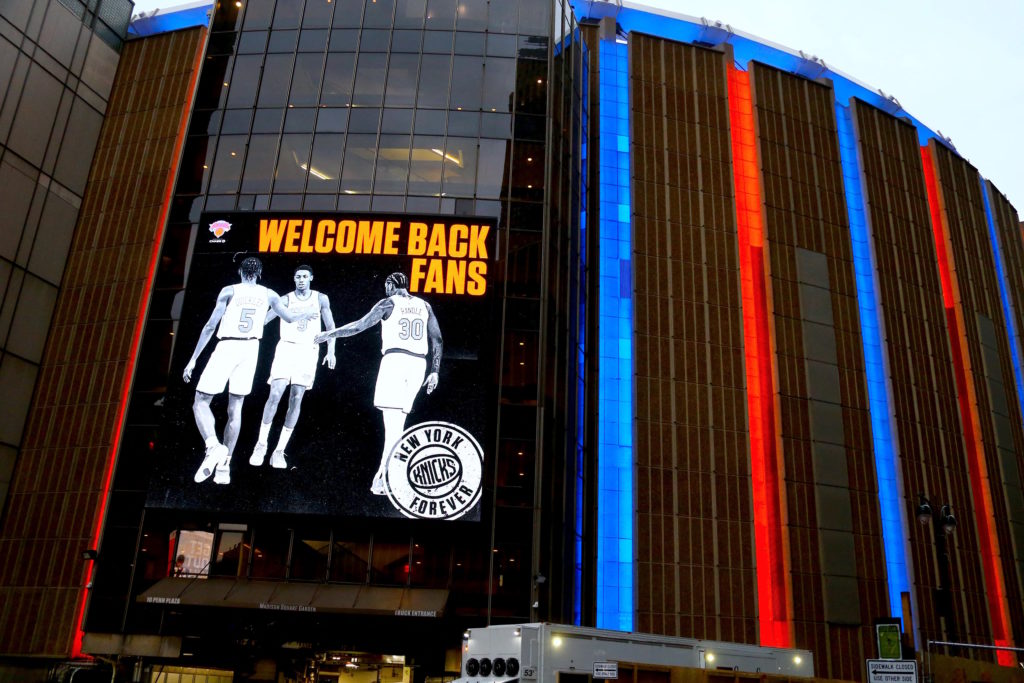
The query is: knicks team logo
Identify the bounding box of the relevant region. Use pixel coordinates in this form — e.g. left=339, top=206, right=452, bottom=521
left=384, top=421, right=483, bottom=520
left=208, top=220, right=231, bottom=241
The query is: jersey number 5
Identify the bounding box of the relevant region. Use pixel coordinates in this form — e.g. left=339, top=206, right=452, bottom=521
left=238, top=307, right=256, bottom=333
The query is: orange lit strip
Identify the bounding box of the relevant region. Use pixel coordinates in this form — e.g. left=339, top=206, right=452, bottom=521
left=921, top=146, right=1015, bottom=666
left=71, top=34, right=207, bottom=658
left=727, top=64, right=791, bottom=648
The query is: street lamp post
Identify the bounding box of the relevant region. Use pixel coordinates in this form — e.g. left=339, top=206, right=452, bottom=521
left=916, top=493, right=957, bottom=644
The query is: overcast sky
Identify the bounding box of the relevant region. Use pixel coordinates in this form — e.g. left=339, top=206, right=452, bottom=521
left=131, top=0, right=1024, bottom=212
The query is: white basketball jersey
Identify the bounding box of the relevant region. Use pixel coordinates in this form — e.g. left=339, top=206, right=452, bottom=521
left=279, top=290, right=321, bottom=344
left=381, top=294, right=429, bottom=355
left=217, top=282, right=270, bottom=339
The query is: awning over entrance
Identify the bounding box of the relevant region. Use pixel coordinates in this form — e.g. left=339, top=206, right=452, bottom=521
left=137, top=578, right=448, bottom=617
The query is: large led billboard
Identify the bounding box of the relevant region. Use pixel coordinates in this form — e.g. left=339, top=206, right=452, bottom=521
left=147, top=212, right=500, bottom=520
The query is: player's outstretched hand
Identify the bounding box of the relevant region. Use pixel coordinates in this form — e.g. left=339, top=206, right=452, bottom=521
left=423, top=372, right=439, bottom=394
left=183, top=359, right=196, bottom=383
left=323, top=352, right=336, bottom=370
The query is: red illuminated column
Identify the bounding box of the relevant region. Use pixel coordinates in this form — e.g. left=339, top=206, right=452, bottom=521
left=727, top=63, right=791, bottom=648
left=921, top=145, right=1015, bottom=666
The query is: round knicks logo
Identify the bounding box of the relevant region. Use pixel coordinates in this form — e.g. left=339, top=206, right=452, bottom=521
left=384, top=421, right=483, bottom=520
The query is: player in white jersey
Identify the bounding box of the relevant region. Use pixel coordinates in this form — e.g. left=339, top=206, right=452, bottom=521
left=182, top=257, right=314, bottom=486
left=315, top=272, right=442, bottom=495
left=249, top=265, right=336, bottom=470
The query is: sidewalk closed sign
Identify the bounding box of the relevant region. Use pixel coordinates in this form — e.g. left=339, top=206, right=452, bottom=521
left=867, top=659, right=917, bottom=683
left=594, top=662, right=618, bottom=679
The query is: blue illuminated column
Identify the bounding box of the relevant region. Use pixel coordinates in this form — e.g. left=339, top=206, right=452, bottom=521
left=835, top=103, right=910, bottom=620
left=596, top=38, right=634, bottom=631
left=979, top=179, right=1024, bottom=428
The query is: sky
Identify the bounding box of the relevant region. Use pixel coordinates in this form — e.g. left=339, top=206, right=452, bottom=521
left=130, top=0, right=1024, bottom=212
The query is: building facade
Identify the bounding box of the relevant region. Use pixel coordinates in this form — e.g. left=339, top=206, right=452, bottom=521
left=0, top=1, right=1022, bottom=682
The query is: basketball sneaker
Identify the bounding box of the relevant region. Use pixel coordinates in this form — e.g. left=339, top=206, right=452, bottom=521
left=249, top=442, right=267, bottom=466
left=370, top=474, right=386, bottom=496
left=270, top=450, right=287, bottom=469
left=213, top=458, right=231, bottom=485
left=195, top=444, right=227, bottom=483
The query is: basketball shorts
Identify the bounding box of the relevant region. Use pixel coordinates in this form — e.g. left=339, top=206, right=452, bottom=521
left=196, top=338, right=260, bottom=396
left=374, top=351, right=427, bottom=413
left=268, top=340, right=318, bottom=389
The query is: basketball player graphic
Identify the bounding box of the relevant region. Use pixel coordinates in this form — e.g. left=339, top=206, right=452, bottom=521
left=182, top=256, right=315, bottom=486
left=315, top=272, right=442, bottom=495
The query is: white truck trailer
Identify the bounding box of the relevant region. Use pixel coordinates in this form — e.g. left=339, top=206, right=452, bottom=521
left=458, top=623, right=814, bottom=683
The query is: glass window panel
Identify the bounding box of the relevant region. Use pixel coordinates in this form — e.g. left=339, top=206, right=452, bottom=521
left=332, top=0, right=363, bottom=26
left=454, top=31, right=485, bottom=55
left=449, top=56, right=482, bottom=110
left=329, top=28, right=359, bottom=51
left=270, top=195, right=302, bottom=209
left=8, top=274, right=57, bottom=361
left=363, top=0, right=396, bottom=27
left=258, top=54, right=296, bottom=107
left=406, top=196, right=440, bottom=213
left=268, top=29, right=298, bottom=52
left=416, top=54, right=451, bottom=108
left=409, top=539, right=450, bottom=587
left=384, top=53, right=419, bottom=107
left=482, top=58, right=515, bottom=112
left=442, top=137, right=477, bottom=197
left=476, top=139, right=509, bottom=198
left=195, top=56, right=230, bottom=110
left=487, top=1, right=516, bottom=33
left=240, top=134, right=280, bottom=194
left=177, top=136, right=214, bottom=195
left=238, top=30, right=268, bottom=53
left=381, top=108, right=414, bottom=133
left=221, top=109, right=252, bottom=134
left=316, top=107, right=349, bottom=132
left=486, top=33, right=516, bottom=56
left=306, top=133, right=344, bottom=193
left=518, top=0, right=548, bottom=34
left=330, top=537, right=369, bottom=583
left=304, top=195, right=336, bottom=210
left=226, top=54, right=262, bottom=109
left=291, top=531, right=330, bottom=580
left=371, top=536, right=410, bottom=585
left=298, top=28, right=329, bottom=51
left=391, top=29, right=421, bottom=52
left=284, top=107, right=317, bottom=132
left=517, top=34, right=547, bottom=59
left=422, top=31, right=453, bottom=54
left=0, top=355, right=36, bottom=444
left=290, top=53, right=324, bottom=105
left=341, top=134, right=377, bottom=193
left=253, top=108, right=285, bottom=133
left=338, top=195, right=371, bottom=210
left=321, top=53, right=355, bottom=105
left=480, top=111, right=511, bottom=137
left=242, top=0, right=274, bottom=29
left=394, top=0, right=425, bottom=28
left=352, top=53, right=387, bottom=106
left=348, top=107, right=379, bottom=133
left=413, top=109, right=446, bottom=134
left=374, top=134, right=411, bottom=194
left=371, top=195, right=406, bottom=211
left=209, top=528, right=250, bottom=577
left=250, top=528, right=290, bottom=579
left=172, top=530, right=214, bottom=577
left=510, top=142, right=543, bottom=199
left=0, top=161, right=37, bottom=259
left=447, top=110, right=479, bottom=136
left=456, top=0, right=487, bottom=30
left=408, top=135, right=445, bottom=195
left=272, top=0, right=303, bottom=28
left=209, top=135, right=247, bottom=194
left=424, top=0, right=456, bottom=29
left=193, top=109, right=222, bottom=136
left=303, top=0, right=335, bottom=27
left=360, top=28, right=391, bottom=52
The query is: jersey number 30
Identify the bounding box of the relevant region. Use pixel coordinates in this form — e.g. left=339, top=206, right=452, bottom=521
left=398, top=318, right=424, bottom=340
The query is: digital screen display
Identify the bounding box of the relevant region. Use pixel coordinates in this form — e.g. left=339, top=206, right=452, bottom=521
left=146, top=212, right=500, bottom=521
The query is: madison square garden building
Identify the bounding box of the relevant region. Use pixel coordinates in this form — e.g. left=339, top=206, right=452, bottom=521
left=1, top=0, right=1024, bottom=681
